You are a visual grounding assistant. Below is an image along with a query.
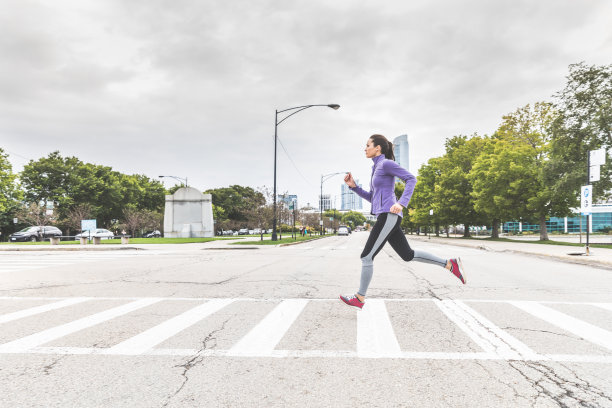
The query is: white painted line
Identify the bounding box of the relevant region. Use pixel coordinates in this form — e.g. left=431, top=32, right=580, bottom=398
left=228, top=299, right=308, bottom=357
left=0, top=298, right=162, bottom=352
left=591, top=303, right=612, bottom=313
left=435, top=300, right=518, bottom=359
left=0, top=298, right=91, bottom=324
left=7, top=348, right=612, bottom=363
left=107, top=299, right=234, bottom=355
left=510, top=301, right=612, bottom=352
left=357, top=299, right=402, bottom=358
left=453, top=301, right=541, bottom=360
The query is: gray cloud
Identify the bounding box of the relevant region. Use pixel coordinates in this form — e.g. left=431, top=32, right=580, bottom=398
left=1, top=0, right=611, bottom=209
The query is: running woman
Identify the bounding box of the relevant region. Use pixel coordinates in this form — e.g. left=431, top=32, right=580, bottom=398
left=340, top=134, right=466, bottom=309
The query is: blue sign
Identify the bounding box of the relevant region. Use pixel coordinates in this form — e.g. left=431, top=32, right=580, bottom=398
left=81, top=219, right=96, bottom=232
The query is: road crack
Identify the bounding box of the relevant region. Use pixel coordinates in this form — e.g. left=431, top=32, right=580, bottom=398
left=160, top=317, right=231, bottom=408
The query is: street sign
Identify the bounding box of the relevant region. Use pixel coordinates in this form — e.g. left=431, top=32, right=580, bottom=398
left=590, top=165, right=600, bottom=182
left=581, top=185, right=592, bottom=215
left=13, top=218, right=18, bottom=224
left=429, top=209, right=434, bottom=216
left=589, top=148, right=606, bottom=166
left=81, top=219, right=97, bottom=232
left=319, top=221, right=323, bottom=225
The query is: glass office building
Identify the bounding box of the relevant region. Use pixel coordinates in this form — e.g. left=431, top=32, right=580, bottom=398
left=341, top=182, right=363, bottom=211
left=393, top=134, right=409, bottom=170
left=503, top=206, right=612, bottom=233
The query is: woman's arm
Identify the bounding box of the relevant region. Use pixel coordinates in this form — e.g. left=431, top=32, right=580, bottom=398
left=383, top=160, right=417, bottom=207
left=350, top=185, right=372, bottom=202
left=345, top=172, right=372, bottom=202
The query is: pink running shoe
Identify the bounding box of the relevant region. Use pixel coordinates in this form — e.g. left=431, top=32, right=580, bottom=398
left=448, top=258, right=467, bottom=284
left=340, top=294, right=364, bottom=309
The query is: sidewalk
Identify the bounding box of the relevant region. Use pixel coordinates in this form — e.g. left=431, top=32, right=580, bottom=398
left=408, top=234, right=612, bottom=269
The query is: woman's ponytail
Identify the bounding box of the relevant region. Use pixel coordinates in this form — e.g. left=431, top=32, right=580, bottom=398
left=387, top=140, right=395, bottom=161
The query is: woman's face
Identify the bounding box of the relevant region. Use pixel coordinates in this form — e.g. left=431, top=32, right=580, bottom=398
left=365, top=139, right=381, bottom=158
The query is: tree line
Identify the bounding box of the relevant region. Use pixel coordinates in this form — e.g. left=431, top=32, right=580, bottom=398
left=401, top=62, right=612, bottom=240
left=0, top=153, right=366, bottom=239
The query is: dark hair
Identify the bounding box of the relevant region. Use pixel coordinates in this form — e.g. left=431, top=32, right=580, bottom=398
left=369, top=134, right=395, bottom=161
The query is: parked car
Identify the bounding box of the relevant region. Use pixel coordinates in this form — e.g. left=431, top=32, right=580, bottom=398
left=75, top=228, right=114, bottom=240
left=253, top=228, right=261, bottom=234
left=9, top=226, right=62, bottom=242
left=338, top=226, right=349, bottom=236
left=144, top=230, right=162, bottom=238
left=238, top=228, right=249, bottom=235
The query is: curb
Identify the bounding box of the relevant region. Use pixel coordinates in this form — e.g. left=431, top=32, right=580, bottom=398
left=0, top=246, right=145, bottom=252
left=408, top=235, right=612, bottom=270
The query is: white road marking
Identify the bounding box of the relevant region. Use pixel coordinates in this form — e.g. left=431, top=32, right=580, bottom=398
left=0, top=298, right=161, bottom=353
left=357, top=299, right=401, bottom=358
left=436, top=300, right=520, bottom=359
left=510, top=301, right=612, bottom=352
left=228, top=299, right=308, bottom=357
left=0, top=298, right=90, bottom=324
left=453, top=300, right=541, bottom=360
left=0, top=297, right=611, bottom=362
left=107, top=299, right=234, bottom=355
left=592, top=303, right=612, bottom=313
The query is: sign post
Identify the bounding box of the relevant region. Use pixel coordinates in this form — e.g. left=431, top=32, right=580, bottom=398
left=581, top=185, right=592, bottom=255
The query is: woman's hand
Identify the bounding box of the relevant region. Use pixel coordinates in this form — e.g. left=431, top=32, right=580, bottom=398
left=390, top=203, right=404, bottom=214
left=344, top=172, right=357, bottom=188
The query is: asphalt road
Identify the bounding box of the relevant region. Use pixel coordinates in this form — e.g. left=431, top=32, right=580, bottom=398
left=1, top=233, right=612, bottom=407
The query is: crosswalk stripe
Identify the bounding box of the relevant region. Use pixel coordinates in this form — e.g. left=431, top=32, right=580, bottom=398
left=357, top=299, right=401, bottom=358
left=228, top=299, right=308, bottom=357
left=510, top=301, right=612, bottom=352
left=0, top=298, right=90, bottom=324
left=592, top=303, right=612, bottom=312
left=435, top=300, right=519, bottom=359
left=106, top=299, right=234, bottom=355
left=0, top=298, right=162, bottom=353
left=453, top=300, right=540, bottom=360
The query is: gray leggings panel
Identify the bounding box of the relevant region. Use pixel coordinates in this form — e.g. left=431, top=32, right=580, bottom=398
left=358, top=213, right=399, bottom=296
left=412, top=249, right=447, bottom=267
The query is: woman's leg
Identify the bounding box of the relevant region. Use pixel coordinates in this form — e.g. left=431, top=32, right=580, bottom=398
left=386, top=227, right=466, bottom=283
left=357, top=213, right=401, bottom=297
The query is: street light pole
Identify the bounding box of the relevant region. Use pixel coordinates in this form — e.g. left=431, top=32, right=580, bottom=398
left=320, top=171, right=346, bottom=236
left=272, top=104, right=340, bottom=241
left=159, top=175, right=188, bottom=188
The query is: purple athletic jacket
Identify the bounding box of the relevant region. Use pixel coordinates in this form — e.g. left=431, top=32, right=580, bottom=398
left=349, top=154, right=417, bottom=217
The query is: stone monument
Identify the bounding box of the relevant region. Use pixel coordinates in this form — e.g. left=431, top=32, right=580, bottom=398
left=163, top=187, right=214, bottom=238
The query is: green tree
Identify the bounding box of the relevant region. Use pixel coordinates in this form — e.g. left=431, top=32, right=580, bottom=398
left=436, top=136, right=488, bottom=236
left=205, top=185, right=265, bottom=223
left=341, top=211, right=366, bottom=229
left=20, top=152, right=165, bottom=229
left=550, top=62, right=612, bottom=208
left=469, top=137, right=538, bottom=238
left=0, top=149, right=23, bottom=237
left=497, top=102, right=558, bottom=240
left=409, top=157, right=441, bottom=235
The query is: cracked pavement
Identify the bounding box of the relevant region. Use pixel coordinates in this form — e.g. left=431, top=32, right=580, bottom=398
left=1, top=234, right=612, bottom=407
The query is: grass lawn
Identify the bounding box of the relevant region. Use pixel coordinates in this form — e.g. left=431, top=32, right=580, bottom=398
left=232, top=235, right=329, bottom=245
left=0, top=237, right=241, bottom=245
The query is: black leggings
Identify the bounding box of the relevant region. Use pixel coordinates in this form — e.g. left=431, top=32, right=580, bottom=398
left=358, top=212, right=447, bottom=296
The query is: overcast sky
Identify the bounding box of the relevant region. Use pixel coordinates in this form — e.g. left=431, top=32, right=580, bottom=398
left=1, top=0, right=611, bottom=211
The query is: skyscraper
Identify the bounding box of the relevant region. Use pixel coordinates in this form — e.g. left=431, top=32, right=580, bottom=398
left=318, top=194, right=332, bottom=211
left=341, top=181, right=363, bottom=211
left=393, top=134, right=409, bottom=170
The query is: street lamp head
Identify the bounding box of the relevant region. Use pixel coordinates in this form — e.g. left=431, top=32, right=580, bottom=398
left=327, top=104, right=340, bottom=110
